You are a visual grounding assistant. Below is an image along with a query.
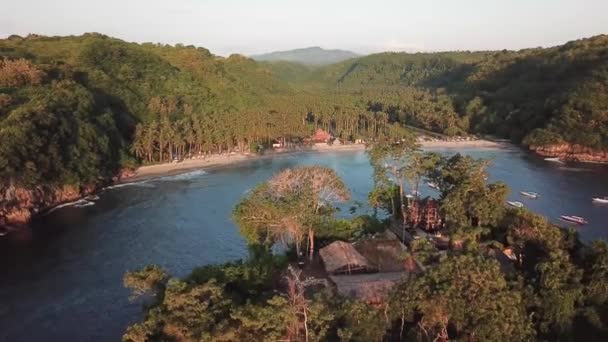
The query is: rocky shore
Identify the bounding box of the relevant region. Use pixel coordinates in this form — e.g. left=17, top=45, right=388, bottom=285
left=529, top=143, right=608, bottom=163
left=0, top=169, right=136, bottom=232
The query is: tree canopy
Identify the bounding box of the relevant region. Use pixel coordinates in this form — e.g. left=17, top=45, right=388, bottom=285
left=2, top=33, right=607, bottom=198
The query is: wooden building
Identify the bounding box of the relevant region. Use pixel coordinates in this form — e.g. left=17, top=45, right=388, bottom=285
left=407, top=198, right=442, bottom=231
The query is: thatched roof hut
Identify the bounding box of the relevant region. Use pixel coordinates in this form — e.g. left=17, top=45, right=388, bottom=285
left=355, top=239, right=409, bottom=272
left=319, top=241, right=376, bottom=275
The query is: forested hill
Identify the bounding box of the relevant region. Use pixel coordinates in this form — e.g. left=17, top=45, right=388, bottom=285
left=0, top=33, right=307, bottom=225
left=282, top=35, right=608, bottom=148
left=251, top=46, right=359, bottom=65
left=0, top=33, right=296, bottom=185
left=1, top=33, right=608, bottom=226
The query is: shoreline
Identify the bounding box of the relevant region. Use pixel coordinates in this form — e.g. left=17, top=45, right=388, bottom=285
left=126, top=139, right=509, bottom=181
left=0, top=139, right=510, bottom=231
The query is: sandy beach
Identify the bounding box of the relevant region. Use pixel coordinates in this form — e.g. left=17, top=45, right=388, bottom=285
left=127, top=139, right=509, bottom=181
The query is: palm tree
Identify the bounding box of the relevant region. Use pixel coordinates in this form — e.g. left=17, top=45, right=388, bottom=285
left=131, top=124, right=146, bottom=160
left=143, top=121, right=158, bottom=162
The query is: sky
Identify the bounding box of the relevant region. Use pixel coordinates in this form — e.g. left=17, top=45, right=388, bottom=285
left=2, top=0, right=607, bottom=56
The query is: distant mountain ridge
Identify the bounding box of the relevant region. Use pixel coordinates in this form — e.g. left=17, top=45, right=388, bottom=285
left=251, top=46, right=359, bottom=65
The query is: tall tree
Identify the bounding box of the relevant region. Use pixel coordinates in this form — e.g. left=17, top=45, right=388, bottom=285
left=233, top=166, right=350, bottom=259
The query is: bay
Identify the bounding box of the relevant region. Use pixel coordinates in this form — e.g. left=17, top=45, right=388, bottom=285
left=1, top=148, right=607, bottom=341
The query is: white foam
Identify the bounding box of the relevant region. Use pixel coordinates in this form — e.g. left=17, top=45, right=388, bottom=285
left=73, top=200, right=95, bottom=208
left=46, top=199, right=94, bottom=214
left=103, top=181, right=155, bottom=190
left=46, top=200, right=82, bottom=214
left=153, top=169, right=207, bottom=182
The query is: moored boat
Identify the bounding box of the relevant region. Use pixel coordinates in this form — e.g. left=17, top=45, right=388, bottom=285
left=544, top=157, right=563, bottom=163
left=592, top=197, right=608, bottom=204
left=520, top=191, right=539, bottom=199
left=507, top=201, right=524, bottom=208
left=559, top=215, right=588, bottom=225
left=427, top=182, right=439, bottom=190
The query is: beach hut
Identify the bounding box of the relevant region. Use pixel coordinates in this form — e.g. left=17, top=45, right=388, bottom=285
left=311, top=128, right=333, bottom=143
left=355, top=238, right=411, bottom=272
left=319, top=241, right=376, bottom=275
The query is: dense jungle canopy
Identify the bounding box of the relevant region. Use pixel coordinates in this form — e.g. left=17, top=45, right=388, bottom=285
left=1, top=33, right=607, bottom=189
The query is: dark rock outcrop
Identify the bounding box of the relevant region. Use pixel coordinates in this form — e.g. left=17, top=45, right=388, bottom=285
left=529, top=144, right=608, bottom=163
left=0, top=168, right=136, bottom=230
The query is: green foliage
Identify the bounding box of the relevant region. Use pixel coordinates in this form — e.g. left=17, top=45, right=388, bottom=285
left=187, top=245, right=287, bottom=299
left=233, top=166, right=350, bottom=257
left=583, top=241, right=608, bottom=306
left=533, top=251, right=583, bottom=337
left=409, top=238, right=439, bottom=266
left=160, top=279, right=233, bottom=341
left=228, top=296, right=292, bottom=340
left=523, top=128, right=564, bottom=147
left=429, top=153, right=508, bottom=228
left=271, top=35, right=608, bottom=148
left=390, top=254, right=535, bottom=341
left=336, top=300, right=388, bottom=342
left=123, top=265, right=169, bottom=300
left=316, top=215, right=385, bottom=241
left=0, top=75, right=126, bottom=187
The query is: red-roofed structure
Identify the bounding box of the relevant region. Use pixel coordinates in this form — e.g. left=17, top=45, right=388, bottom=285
left=311, top=128, right=332, bottom=143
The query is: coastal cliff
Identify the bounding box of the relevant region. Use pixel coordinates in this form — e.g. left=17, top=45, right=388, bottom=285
left=529, top=144, right=608, bottom=163
left=0, top=184, right=96, bottom=227
left=0, top=169, right=136, bottom=230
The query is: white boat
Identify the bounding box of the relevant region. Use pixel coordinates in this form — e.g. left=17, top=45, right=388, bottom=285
left=507, top=201, right=524, bottom=208
left=405, top=194, right=414, bottom=199
left=520, top=191, right=539, bottom=199
left=544, top=157, right=563, bottom=163
left=427, top=182, right=439, bottom=190
left=559, top=215, right=588, bottom=225
left=592, top=197, right=608, bottom=204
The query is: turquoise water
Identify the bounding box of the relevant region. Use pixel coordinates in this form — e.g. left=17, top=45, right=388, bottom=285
left=1, top=148, right=607, bottom=341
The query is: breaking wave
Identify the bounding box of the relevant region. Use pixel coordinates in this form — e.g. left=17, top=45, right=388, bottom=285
left=103, top=180, right=155, bottom=190
left=73, top=200, right=95, bottom=208
left=46, top=199, right=94, bottom=214
left=153, top=170, right=207, bottom=182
